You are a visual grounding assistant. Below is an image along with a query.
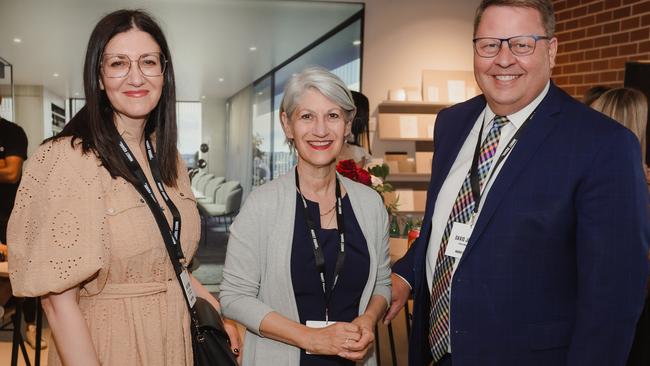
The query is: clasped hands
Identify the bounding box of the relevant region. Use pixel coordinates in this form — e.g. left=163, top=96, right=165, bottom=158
left=304, top=314, right=376, bottom=362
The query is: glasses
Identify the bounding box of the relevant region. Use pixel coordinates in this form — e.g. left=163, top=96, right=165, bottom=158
left=473, top=35, right=550, bottom=58
left=101, top=52, right=167, bottom=78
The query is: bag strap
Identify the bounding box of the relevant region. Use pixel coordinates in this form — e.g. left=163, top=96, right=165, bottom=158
left=125, top=162, right=204, bottom=333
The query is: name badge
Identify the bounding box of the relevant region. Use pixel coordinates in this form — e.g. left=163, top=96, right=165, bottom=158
left=444, top=222, right=473, bottom=259
left=180, top=268, right=197, bottom=308
left=305, top=320, right=337, bottom=354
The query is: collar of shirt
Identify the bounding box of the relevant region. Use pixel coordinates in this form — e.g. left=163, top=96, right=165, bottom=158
left=482, top=81, right=551, bottom=132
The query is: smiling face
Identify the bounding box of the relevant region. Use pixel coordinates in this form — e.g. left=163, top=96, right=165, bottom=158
left=100, top=29, right=164, bottom=125
left=281, top=88, right=351, bottom=170
left=474, top=5, right=557, bottom=116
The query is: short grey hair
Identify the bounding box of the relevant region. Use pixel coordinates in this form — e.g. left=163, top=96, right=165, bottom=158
left=280, top=66, right=357, bottom=124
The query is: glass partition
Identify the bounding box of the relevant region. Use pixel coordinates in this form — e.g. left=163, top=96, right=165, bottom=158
left=252, top=77, right=273, bottom=186
left=177, top=101, right=202, bottom=169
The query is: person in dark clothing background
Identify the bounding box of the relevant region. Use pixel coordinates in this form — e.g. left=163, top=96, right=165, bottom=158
left=0, top=96, right=27, bottom=244
left=0, top=95, right=46, bottom=349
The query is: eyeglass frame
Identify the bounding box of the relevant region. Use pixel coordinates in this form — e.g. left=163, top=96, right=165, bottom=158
left=472, top=35, right=551, bottom=58
left=100, top=52, right=168, bottom=78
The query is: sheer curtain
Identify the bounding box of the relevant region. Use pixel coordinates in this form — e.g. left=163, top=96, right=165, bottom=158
left=225, top=85, right=253, bottom=199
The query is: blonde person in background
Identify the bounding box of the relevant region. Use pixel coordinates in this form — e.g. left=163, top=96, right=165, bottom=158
left=220, top=66, right=391, bottom=366
left=591, top=87, right=650, bottom=188
left=590, top=86, right=650, bottom=366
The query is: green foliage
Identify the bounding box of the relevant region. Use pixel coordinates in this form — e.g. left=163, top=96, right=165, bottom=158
left=367, top=163, right=399, bottom=216
left=368, top=163, right=390, bottom=180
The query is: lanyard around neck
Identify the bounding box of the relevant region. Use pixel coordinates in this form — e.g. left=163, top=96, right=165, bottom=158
left=294, top=167, right=345, bottom=323
left=468, top=109, right=537, bottom=217
left=117, top=136, right=185, bottom=260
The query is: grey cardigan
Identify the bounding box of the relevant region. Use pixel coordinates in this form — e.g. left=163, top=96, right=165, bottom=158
left=220, top=169, right=391, bottom=366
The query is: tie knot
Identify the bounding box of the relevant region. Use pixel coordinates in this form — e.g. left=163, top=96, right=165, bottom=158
left=492, top=116, right=510, bottom=129
left=493, top=115, right=509, bottom=129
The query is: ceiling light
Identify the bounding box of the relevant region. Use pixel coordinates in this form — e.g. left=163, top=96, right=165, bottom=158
left=74, top=92, right=79, bottom=96
left=249, top=46, right=257, bottom=51
left=53, top=73, right=59, bottom=78
left=353, top=40, right=361, bottom=46
left=218, top=77, right=224, bottom=82
left=257, top=91, right=263, bottom=96
left=13, top=38, right=21, bottom=43
left=201, top=95, right=206, bottom=99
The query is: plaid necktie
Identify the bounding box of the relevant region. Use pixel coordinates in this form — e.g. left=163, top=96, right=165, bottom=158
left=429, top=115, right=509, bottom=361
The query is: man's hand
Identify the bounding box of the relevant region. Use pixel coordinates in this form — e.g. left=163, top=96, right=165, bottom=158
left=0, top=243, right=7, bottom=261
left=0, top=156, right=24, bottom=184
left=383, top=273, right=411, bottom=325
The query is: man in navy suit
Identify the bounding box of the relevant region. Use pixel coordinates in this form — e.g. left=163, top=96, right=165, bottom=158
left=385, top=1, right=650, bottom=365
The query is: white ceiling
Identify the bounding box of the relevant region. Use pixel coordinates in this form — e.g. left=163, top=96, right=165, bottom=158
left=0, top=0, right=362, bottom=100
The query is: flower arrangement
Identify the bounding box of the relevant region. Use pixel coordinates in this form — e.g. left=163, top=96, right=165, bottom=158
left=336, top=159, right=398, bottom=215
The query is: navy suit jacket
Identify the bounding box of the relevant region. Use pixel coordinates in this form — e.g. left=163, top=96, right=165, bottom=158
left=393, top=83, right=650, bottom=366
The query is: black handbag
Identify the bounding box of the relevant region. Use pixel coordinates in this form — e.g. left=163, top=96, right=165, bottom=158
left=191, top=297, right=239, bottom=366
left=118, top=137, right=238, bottom=366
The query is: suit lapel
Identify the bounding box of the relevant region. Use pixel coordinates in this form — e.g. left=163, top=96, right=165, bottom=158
left=458, top=84, right=566, bottom=264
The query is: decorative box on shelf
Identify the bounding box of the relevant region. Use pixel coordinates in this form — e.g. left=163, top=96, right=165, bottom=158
left=421, top=70, right=479, bottom=103
left=383, top=189, right=427, bottom=213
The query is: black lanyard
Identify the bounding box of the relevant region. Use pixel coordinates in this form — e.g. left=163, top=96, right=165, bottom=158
left=468, top=109, right=537, bottom=217
left=294, top=168, right=345, bottom=323
left=117, top=136, right=185, bottom=260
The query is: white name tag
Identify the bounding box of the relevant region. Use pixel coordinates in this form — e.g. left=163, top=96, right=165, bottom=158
left=180, top=269, right=197, bottom=308
left=444, top=222, right=473, bottom=259
left=305, top=320, right=337, bottom=354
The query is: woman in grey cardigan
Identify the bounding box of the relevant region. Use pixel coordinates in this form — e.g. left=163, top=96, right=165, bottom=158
left=220, top=67, right=391, bottom=366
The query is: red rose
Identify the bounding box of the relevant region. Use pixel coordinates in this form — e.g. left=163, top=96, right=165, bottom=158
left=336, top=159, right=372, bottom=186
left=336, top=159, right=358, bottom=180
left=356, top=167, right=372, bottom=186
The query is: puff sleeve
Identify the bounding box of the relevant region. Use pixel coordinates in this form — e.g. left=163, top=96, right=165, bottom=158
left=7, top=138, right=109, bottom=297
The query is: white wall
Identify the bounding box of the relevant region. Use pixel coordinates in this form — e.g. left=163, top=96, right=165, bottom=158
left=43, top=87, right=65, bottom=139
left=201, top=98, right=227, bottom=177
left=360, top=0, right=481, bottom=156
left=11, top=85, right=66, bottom=157
left=14, top=85, right=44, bottom=157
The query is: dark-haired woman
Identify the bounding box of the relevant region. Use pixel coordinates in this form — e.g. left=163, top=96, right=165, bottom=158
left=7, top=9, right=239, bottom=366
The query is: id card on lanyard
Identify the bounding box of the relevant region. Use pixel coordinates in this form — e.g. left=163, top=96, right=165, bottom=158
left=444, top=110, right=536, bottom=262
left=295, top=168, right=346, bottom=327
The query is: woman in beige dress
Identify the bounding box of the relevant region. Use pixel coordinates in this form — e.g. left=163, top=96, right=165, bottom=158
left=7, top=9, right=239, bottom=366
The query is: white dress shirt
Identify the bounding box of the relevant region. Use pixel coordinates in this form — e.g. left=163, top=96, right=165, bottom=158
left=425, top=82, right=551, bottom=292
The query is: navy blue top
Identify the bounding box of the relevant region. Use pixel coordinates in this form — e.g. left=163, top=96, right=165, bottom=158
left=291, top=192, right=370, bottom=366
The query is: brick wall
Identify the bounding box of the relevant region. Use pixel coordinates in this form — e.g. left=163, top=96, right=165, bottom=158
left=552, top=0, right=650, bottom=99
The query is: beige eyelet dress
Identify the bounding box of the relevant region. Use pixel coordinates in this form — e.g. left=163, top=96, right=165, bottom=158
left=7, top=122, right=200, bottom=366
